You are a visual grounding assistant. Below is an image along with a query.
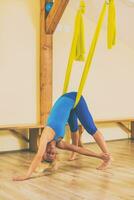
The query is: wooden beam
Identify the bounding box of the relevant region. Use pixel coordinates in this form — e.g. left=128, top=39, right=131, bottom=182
left=131, top=121, right=134, bottom=140
left=9, top=129, right=29, bottom=143
left=40, top=0, right=69, bottom=123
left=0, top=124, right=44, bottom=130
left=40, top=0, right=53, bottom=125
left=0, top=119, right=134, bottom=130
left=95, top=119, right=134, bottom=123
left=46, top=0, right=70, bottom=34
left=117, top=122, right=131, bottom=135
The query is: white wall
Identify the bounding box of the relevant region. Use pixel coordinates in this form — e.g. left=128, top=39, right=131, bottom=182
left=0, top=0, right=40, bottom=126
left=0, top=0, right=40, bottom=151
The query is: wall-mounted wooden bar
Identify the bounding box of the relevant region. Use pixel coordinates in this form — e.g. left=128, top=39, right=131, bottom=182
left=95, top=118, right=134, bottom=124
left=46, top=0, right=70, bottom=34
left=0, top=119, right=134, bottom=130
left=0, top=124, right=44, bottom=130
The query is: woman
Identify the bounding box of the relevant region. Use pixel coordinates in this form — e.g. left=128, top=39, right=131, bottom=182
left=13, top=92, right=112, bottom=181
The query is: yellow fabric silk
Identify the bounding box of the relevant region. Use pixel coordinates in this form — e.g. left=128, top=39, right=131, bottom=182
left=63, top=0, right=116, bottom=108
left=62, top=0, right=86, bottom=94
left=74, top=0, right=116, bottom=107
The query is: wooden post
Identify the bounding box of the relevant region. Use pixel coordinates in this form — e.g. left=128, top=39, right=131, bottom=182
left=29, top=0, right=70, bottom=152
left=29, top=128, right=40, bottom=152
left=40, top=0, right=69, bottom=125
left=131, top=121, right=134, bottom=140
left=40, top=0, right=53, bottom=125
left=46, top=0, right=70, bottom=34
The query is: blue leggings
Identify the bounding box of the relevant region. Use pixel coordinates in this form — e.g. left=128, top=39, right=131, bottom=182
left=68, top=96, right=97, bottom=135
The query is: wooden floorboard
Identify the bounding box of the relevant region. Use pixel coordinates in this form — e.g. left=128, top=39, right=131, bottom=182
left=0, top=140, right=134, bottom=200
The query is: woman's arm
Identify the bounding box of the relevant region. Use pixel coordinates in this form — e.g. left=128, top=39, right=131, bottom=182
left=57, top=140, right=108, bottom=160
left=13, top=126, right=55, bottom=181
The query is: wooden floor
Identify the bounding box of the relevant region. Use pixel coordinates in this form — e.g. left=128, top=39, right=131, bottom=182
left=0, top=139, right=134, bottom=200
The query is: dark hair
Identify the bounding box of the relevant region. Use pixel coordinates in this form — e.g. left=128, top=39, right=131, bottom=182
left=44, top=159, right=53, bottom=163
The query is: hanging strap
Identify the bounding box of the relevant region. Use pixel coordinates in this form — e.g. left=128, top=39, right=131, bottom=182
left=107, top=0, right=116, bottom=49
left=62, top=0, right=86, bottom=94
left=75, top=0, right=86, bottom=61
left=74, top=0, right=116, bottom=107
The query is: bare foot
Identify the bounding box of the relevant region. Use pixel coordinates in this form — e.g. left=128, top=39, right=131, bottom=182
left=97, top=153, right=113, bottom=170
left=68, top=153, right=77, bottom=161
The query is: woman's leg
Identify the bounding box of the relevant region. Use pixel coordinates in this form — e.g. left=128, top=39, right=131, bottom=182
left=68, top=110, right=79, bottom=160
left=74, top=96, right=112, bottom=169
left=68, top=111, right=84, bottom=148
left=68, top=128, right=84, bottom=160
left=57, top=140, right=110, bottom=162
left=93, top=130, right=109, bottom=153
left=78, top=125, right=84, bottom=147
left=69, top=130, right=79, bottom=160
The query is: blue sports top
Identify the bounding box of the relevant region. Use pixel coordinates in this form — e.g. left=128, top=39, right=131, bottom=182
left=46, top=92, right=77, bottom=141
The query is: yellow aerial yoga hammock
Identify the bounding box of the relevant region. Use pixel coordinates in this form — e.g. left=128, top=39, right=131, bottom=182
left=62, top=0, right=86, bottom=94
left=63, top=0, right=116, bottom=108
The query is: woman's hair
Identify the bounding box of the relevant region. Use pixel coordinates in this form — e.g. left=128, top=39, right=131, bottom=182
left=35, top=159, right=58, bottom=173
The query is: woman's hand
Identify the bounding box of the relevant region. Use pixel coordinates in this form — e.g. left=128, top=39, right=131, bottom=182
left=12, top=127, right=55, bottom=182
left=12, top=175, right=30, bottom=181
